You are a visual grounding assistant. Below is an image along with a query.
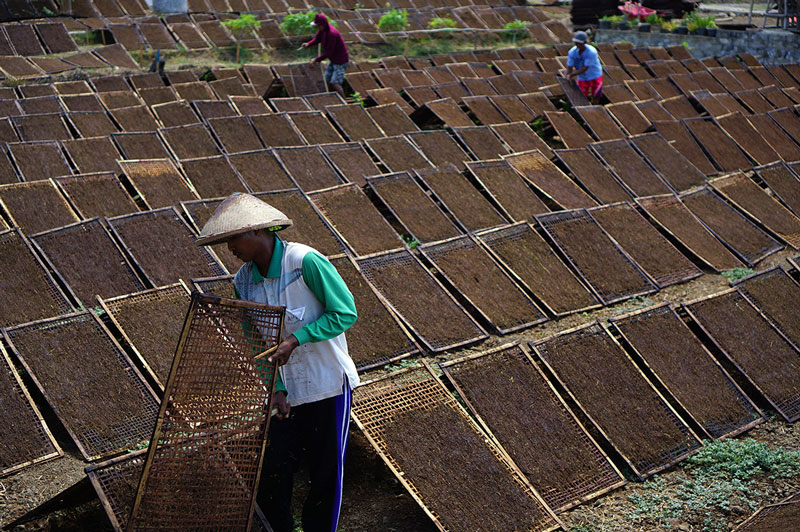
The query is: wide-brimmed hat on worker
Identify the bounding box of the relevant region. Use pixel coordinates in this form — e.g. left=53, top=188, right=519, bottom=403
left=572, top=30, right=588, bottom=44
left=195, top=192, right=293, bottom=246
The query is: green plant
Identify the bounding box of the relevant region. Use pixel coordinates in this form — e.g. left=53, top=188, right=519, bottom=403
left=684, top=10, right=712, bottom=31
left=402, top=234, right=420, bottom=249
left=428, top=16, right=457, bottom=33
left=222, top=13, right=261, bottom=35
left=532, top=117, right=545, bottom=135
left=721, top=267, right=755, bottom=282
left=503, top=19, right=531, bottom=41
left=350, top=91, right=365, bottom=106
left=387, top=359, right=419, bottom=372
left=661, top=20, right=677, bottom=31
left=568, top=525, right=602, bottom=532
left=645, top=13, right=663, bottom=25
left=222, top=14, right=261, bottom=63
left=280, top=12, right=317, bottom=35
left=699, top=15, right=717, bottom=29
left=627, top=439, right=800, bottom=531
left=622, top=296, right=654, bottom=312
left=687, top=439, right=800, bottom=481
left=603, top=14, right=626, bottom=24
left=378, top=9, right=408, bottom=32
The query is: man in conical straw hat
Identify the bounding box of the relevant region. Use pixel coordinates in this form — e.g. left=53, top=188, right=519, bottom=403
left=196, top=192, right=359, bottom=532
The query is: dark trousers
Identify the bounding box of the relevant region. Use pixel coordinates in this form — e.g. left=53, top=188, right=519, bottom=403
left=257, top=383, right=351, bottom=532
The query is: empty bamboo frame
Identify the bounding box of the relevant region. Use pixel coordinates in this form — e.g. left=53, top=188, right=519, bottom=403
left=128, top=294, right=283, bottom=531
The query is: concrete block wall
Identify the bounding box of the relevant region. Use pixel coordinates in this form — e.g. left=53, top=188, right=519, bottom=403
left=595, top=28, right=800, bottom=65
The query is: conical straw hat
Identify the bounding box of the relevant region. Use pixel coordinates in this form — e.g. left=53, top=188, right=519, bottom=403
left=195, top=193, right=293, bottom=246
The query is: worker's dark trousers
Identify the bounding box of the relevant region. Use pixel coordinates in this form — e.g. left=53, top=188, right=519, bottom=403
left=257, top=379, right=352, bottom=532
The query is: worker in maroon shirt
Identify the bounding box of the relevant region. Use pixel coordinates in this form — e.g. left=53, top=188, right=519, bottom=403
left=302, top=13, right=349, bottom=98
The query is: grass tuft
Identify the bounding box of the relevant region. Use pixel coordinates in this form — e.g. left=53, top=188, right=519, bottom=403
left=721, top=267, right=755, bottom=283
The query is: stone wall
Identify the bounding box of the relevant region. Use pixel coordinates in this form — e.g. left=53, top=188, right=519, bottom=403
left=595, top=28, right=800, bottom=65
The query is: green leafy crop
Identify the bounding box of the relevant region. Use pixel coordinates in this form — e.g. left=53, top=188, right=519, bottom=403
left=378, top=9, right=408, bottom=32
left=428, top=16, right=456, bottom=31
left=502, top=20, right=531, bottom=40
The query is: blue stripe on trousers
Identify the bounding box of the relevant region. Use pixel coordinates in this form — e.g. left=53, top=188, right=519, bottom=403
left=330, top=376, right=351, bottom=532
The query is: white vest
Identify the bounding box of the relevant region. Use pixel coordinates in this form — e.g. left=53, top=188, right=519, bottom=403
left=234, top=241, right=360, bottom=406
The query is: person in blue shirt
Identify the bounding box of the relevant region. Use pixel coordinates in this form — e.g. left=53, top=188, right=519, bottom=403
left=563, top=31, right=604, bottom=104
